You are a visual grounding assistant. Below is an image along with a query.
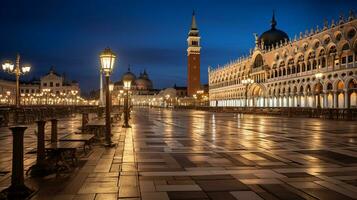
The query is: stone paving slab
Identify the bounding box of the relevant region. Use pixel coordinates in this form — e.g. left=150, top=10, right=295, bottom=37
left=1, top=109, right=357, bottom=199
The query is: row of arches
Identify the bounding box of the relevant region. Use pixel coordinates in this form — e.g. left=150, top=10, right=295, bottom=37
left=210, top=78, right=357, bottom=109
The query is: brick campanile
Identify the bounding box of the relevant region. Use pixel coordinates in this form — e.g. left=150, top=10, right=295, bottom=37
left=187, top=11, right=201, bottom=96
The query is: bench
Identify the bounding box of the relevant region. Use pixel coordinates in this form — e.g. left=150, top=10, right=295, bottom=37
left=59, top=134, right=95, bottom=153
left=45, top=141, right=84, bottom=173
left=84, top=120, right=106, bottom=138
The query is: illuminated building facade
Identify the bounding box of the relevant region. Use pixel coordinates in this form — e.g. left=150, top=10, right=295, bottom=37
left=209, top=12, right=357, bottom=108
left=0, top=67, right=82, bottom=105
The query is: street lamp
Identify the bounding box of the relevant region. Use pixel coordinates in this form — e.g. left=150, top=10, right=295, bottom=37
left=109, top=83, right=114, bottom=111
left=123, top=79, right=131, bottom=128
left=99, top=48, right=116, bottom=147
left=315, top=72, right=323, bottom=108
left=71, top=90, right=78, bottom=105
left=242, top=77, right=254, bottom=107
left=2, top=54, right=31, bottom=107
left=118, top=90, right=124, bottom=109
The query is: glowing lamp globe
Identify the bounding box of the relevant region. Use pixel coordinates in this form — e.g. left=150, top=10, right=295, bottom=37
left=22, top=65, right=31, bottom=73
left=109, top=83, right=114, bottom=92
left=123, top=80, right=132, bottom=90
left=99, top=48, right=116, bottom=75
left=2, top=61, right=14, bottom=71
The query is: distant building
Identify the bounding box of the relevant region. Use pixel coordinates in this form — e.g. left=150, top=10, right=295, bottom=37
left=40, top=67, right=80, bottom=95
left=173, top=84, right=187, bottom=97
left=112, top=67, right=159, bottom=106
left=209, top=11, right=357, bottom=108
left=0, top=67, right=81, bottom=105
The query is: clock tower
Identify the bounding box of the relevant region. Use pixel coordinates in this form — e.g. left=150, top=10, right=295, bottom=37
left=187, top=11, right=201, bottom=96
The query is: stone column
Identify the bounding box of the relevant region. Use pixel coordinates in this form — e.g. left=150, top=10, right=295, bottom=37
left=312, top=94, right=317, bottom=108
left=28, top=120, right=51, bottom=176
left=304, top=93, right=308, bottom=107
left=333, top=91, right=338, bottom=108
left=51, top=119, right=58, bottom=143
left=345, top=90, right=350, bottom=109
left=2, top=126, right=33, bottom=199
left=323, top=92, right=328, bottom=108
left=291, top=94, right=295, bottom=107
left=277, top=97, right=280, bottom=107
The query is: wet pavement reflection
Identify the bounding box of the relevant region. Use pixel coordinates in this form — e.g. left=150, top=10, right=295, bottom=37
left=1, top=108, right=357, bottom=199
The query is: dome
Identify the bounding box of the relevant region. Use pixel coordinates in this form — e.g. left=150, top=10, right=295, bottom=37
left=259, top=12, right=289, bottom=49
left=135, top=70, right=153, bottom=90
left=121, top=67, right=136, bottom=82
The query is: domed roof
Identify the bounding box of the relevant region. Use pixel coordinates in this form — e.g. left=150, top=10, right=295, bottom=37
left=122, top=67, right=136, bottom=82
left=258, top=12, right=289, bottom=49
left=135, top=70, right=153, bottom=90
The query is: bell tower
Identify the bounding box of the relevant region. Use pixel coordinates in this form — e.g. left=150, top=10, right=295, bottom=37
left=187, top=11, right=201, bottom=96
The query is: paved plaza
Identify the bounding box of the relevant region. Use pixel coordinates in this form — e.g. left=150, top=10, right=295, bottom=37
left=1, top=108, right=357, bottom=200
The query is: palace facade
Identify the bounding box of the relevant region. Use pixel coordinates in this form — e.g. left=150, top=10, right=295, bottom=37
left=0, top=67, right=81, bottom=105
left=209, top=11, right=357, bottom=109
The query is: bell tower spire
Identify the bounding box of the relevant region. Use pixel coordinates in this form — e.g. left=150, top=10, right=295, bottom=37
left=187, top=10, right=201, bottom=96
left=271, top=10, right=277, bottom=29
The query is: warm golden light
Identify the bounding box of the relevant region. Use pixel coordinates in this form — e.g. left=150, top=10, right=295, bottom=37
left=315, top=72, right=323, bottom=79
left=21, top=65, right=31, bottom=73
left=123, top=80, right=131, bottom=90
left=2, top=61, right=14, bottom=71
left=100, top=48, right=116, bottom=75
left=109, top=83, right=114, bottom=92
left=242, top=78, right=254, bottom=84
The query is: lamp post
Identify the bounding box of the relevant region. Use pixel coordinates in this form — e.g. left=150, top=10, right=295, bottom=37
left=99, top=48, right=116, bottom=147
left=242, top=77, right=254, bottom=107
left=315, top=72, right=323, bottom=108
left=71, top=90, right=78, bottom=105
left=109, top=83, right=114, bottom=111
left=2, top=54, right=31, bottom=108
left=118, top=90, right=124, bottom=110
left=123, top=80, right=131, bottom=128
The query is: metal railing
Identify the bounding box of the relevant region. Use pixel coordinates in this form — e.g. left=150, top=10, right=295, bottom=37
left=0, top=105, right=100, bottom=127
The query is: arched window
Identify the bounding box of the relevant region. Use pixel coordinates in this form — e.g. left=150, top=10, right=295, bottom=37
left=321, top=58, right=326, bottom=68
left=328, top=45, right=337, bottom=54
left=253, top=54, right=264, bottom=68
left=342, top=43, right=350, bottom=51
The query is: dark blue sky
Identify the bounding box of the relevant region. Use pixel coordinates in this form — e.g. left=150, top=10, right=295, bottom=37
left=0, top=0, right=356, bottom=93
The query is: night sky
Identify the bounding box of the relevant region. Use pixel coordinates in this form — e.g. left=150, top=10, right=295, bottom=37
left=0, top=0, right=356, bottom=93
